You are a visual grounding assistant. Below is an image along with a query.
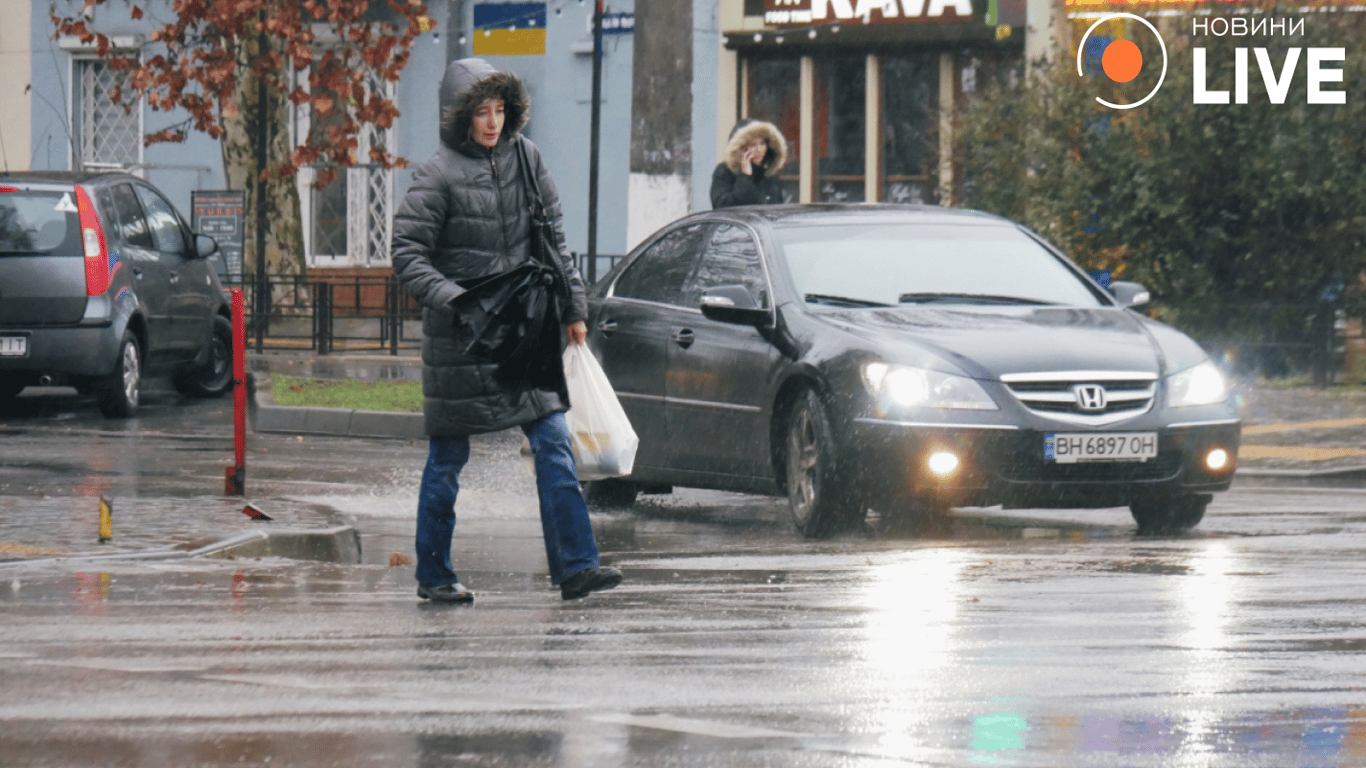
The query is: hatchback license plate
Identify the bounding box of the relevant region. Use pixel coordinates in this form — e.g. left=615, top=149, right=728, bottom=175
left=0, top=336, right=26, bottom=357
left=1045, top=432, right=1157, bottom=463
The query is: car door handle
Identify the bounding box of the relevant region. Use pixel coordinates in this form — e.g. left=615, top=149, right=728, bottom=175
left=598, top=319, right=618, bottom=337
left=673, top=329, right=694, bottom=349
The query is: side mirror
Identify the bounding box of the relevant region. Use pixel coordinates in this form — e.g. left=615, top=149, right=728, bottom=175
left=699, top=285, right=770, bottom=326
left=1110, top=280, right=1151, bottom=309
left=194, top=233, right=220, bottom=259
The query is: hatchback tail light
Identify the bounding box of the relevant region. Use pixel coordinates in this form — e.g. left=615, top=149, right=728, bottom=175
left=74, top=185, right=112, bottom=296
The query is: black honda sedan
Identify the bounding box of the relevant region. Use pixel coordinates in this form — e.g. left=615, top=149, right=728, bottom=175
left=583, top=205, right=1240, bottom=537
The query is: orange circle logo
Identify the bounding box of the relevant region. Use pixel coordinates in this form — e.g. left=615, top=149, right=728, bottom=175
left=1076, top=14, right=1168, bottom=110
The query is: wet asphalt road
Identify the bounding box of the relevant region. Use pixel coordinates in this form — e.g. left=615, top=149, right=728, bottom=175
left=3, top=385, right=1366, bottom=767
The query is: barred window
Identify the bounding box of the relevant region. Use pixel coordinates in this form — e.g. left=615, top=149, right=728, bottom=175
left=73, top=58, right=140, bottom=170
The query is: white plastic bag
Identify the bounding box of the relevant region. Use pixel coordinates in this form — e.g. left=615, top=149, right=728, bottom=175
left=563, top=344, right=639, bottom=481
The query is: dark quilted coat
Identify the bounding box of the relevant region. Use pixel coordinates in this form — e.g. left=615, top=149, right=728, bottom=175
left=391, top=58, right=587, bottom=436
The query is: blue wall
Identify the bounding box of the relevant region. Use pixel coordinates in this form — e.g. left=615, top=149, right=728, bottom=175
left=393, top=0, right=636, bottom=260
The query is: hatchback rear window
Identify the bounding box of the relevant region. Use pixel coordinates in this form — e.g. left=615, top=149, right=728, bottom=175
left=0, top=191, right=78, bottom=256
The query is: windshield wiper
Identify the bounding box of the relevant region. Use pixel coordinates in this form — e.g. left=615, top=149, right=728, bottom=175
left=897, top=292, right=1055, bottom=306
left=805, top=293, right=892, bottom=308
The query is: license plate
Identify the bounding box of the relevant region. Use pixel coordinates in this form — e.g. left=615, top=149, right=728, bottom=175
left=1045, top=432, right=1157, bottom=463
left=0, top=336, right=26, bottom=356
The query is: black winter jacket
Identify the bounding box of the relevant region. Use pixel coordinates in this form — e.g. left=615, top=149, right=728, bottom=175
left=391, top=58, right=587, bottom=437
left=710, top=119, right=788, bottom=209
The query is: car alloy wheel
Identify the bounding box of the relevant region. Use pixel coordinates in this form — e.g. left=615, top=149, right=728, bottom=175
left=97, top=331, right=140, bottom=418
left=1130, top=493, right=1209, bottom=536
left=785, top=389, right=852, bottom=538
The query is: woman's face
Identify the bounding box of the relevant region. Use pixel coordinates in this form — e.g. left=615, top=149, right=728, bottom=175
left=470, top=98, right=506, bottom=148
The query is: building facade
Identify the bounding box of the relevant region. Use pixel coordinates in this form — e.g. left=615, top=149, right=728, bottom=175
left=24, top=0, right=636, bottom=277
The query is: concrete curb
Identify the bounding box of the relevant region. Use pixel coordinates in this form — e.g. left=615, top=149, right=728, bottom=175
left=248, top=371, right=424, bottom=440
left=0, top=525, right=362, bottom=568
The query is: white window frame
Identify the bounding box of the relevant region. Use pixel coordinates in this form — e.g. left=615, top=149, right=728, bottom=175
left=294, top=34, right=398, bottom=269
left=61, top=36, right=145, bottom=174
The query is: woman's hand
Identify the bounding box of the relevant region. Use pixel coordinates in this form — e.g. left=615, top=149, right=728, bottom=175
left=566, top=320, right=588, bottom=346
left=738, top=138, right=767, bottom=176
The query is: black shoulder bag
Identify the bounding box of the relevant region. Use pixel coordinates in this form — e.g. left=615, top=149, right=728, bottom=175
left=515, top=136, right=573, bottom=311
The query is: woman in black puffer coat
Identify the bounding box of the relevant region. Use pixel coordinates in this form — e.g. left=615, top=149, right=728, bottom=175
left=710, top=118, right=788, bottom=209
left=391, top=58, right=621, bottom=605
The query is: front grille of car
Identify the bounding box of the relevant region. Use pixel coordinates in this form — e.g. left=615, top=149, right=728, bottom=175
left=995, top=450, right=1182, bottom=483
left=1000, top=371, right=1157, bottom=426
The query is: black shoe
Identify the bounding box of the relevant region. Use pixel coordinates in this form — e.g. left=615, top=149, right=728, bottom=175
left=418, top=582, right=474, bottom=604
left=560, top=566, right=622, bottom=601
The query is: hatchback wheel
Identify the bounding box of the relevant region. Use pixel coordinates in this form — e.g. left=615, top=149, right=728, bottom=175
left=97, top=331, right=140, bottom=418
left=175, top=315, right=234, bottom=398
left=1130, top=493, right=1209, bottom=535
left=785, top=389, right=854, bottom=538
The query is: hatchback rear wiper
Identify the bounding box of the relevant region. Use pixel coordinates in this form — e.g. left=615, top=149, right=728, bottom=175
left=897, top=292, right=1055, bottom=306
left=805, top=293, right=891, bottom=308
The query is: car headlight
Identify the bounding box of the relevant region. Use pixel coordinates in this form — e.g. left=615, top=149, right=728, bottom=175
left=1167, top=361, right=1229, bottom=407
left=862, top=362, right=998, bottom=411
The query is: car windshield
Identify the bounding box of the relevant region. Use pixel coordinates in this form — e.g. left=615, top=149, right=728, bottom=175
left=775, top=222, right=1108, bottom=308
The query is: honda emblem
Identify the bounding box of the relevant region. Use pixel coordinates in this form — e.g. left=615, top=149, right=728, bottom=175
left=1074, top=384, right=1107, bottom=411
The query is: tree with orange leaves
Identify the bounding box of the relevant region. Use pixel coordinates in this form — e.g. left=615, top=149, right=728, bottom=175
left=51, top=0, right=429, bottom=280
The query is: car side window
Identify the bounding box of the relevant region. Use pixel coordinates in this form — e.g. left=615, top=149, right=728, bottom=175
left=612, top=224, right=706, bottom=307
left=681, top=223, right=768, bottom=309
left=134, top=185, right=188, bottom=258
left=108, top=183, right=155, bottom=250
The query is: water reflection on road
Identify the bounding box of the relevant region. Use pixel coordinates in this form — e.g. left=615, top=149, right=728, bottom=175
left=4, top=386, right=1366, bottom=766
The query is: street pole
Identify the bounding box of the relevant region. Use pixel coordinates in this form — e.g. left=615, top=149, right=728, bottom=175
left=254, top=10, right=269, bottom=353
left=586, top=0, right=603, bottom=284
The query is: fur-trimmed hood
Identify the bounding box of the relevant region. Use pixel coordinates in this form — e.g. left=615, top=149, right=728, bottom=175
left=724, top=119, right=787, bottom=176
left=438, top=58, right=531, bottom=154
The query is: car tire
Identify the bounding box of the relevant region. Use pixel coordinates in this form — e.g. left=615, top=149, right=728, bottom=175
left=97, top=331, right=141, bottom=419
left=174, top=315, right=234, bottom=398
left=785, top=389, right=855, bottom=539
left=1130, top=493, right=1209, bottom=535
left=583, top=478, right=640, bottom=509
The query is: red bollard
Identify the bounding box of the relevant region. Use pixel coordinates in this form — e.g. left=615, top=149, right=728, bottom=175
left=225, top=287, right=247, bottom=496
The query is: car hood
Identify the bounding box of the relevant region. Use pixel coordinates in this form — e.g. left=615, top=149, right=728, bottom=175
left=812, top=305, right=1206, bottom=380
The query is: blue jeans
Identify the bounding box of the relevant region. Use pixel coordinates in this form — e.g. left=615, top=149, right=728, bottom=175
left=415, top=411, right=601, bottom=588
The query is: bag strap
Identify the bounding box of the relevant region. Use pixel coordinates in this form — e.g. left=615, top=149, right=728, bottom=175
left=514, top=136, right=574, bottom=311
left=515, top=136, right=546, bottom=217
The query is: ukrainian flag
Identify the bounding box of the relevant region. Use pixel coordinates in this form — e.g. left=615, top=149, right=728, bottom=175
left=473, top=2, right=547, bottom=56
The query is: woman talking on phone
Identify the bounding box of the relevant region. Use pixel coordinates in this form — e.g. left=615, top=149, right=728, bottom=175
left=709, top=118, right=788, bottom=209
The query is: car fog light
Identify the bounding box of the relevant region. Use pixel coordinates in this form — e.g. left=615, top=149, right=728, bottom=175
left=1205, top=448, right=1230, bottom=471
left=927, top=451, right=960, bottom=477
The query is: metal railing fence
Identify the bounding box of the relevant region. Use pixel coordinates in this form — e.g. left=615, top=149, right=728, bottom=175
left=221, top=253, right=625, bottom=355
